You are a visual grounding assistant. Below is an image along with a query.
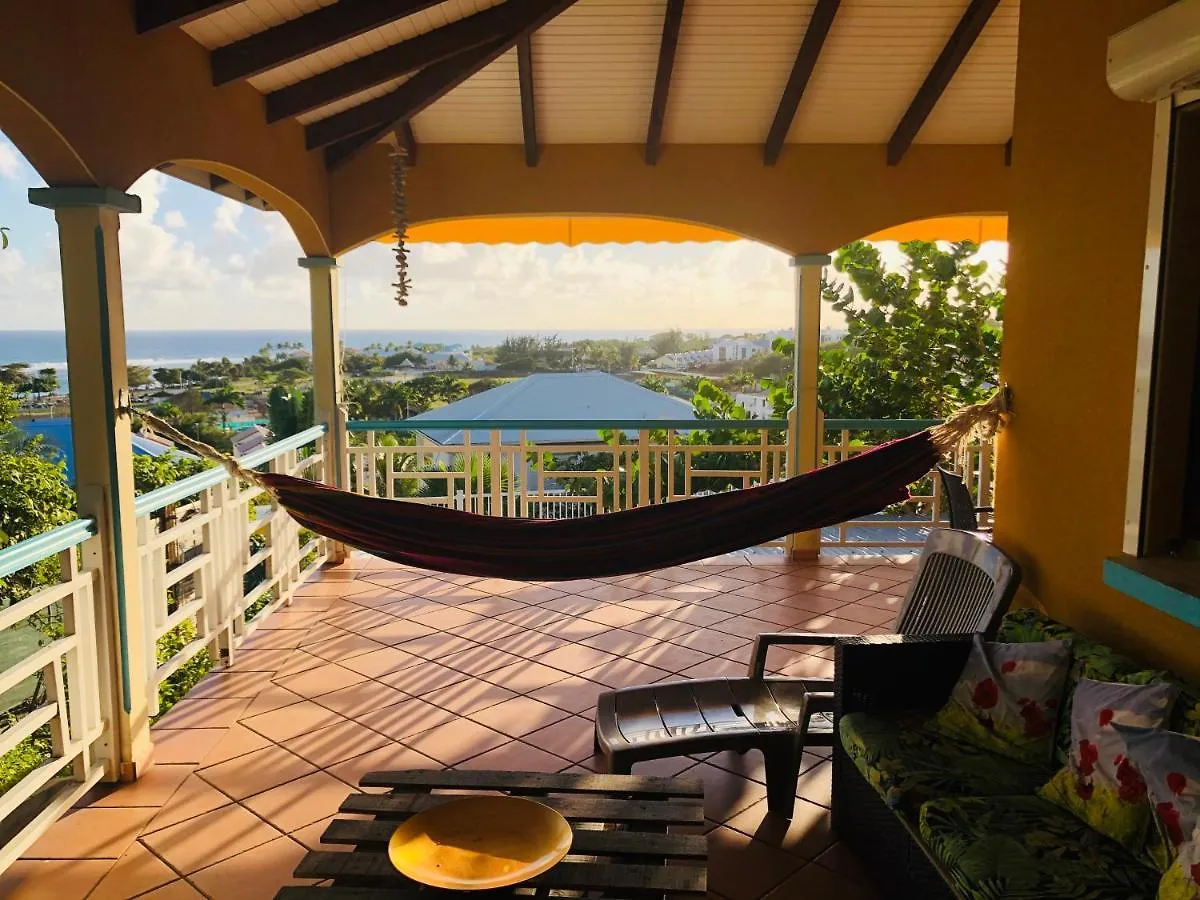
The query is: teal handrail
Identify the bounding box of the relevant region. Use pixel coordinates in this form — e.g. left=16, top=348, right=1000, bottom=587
left=347, top=418, right=938, bottom=433
left=134, top=424, right=328, bottom=517
left=0, top=517, right=97, bottom=579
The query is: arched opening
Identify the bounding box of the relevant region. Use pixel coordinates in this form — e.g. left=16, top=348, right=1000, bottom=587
left=0, top=82, right=92, bottom=186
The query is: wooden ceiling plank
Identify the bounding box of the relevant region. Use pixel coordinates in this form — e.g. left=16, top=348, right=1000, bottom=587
left=210, top=0, right=444, bottom=86
left=763, top=0, right=841, bottom=166
left=136, top=0, right=239, bottom=33
left=316, top=0, right=582, bottom=167
left=644, top=0, right=685, bottom=166
left=886, top=0, right=1002, bottom=165
left=518, top=34, right=539, bottom=166
left=266, top=0, right=557, bottom=124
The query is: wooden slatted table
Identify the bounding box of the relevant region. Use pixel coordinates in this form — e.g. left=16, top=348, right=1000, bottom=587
left=275, top=769, right=707, bottom=899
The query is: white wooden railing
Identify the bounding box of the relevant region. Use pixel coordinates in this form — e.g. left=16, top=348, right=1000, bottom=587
left=0, top=520, right=111, bottom=871
left=0, top=426, right=330, bottom=868
left=133, top=426, right=329, bottom=715
left=346, top=418, right=995, bottom=547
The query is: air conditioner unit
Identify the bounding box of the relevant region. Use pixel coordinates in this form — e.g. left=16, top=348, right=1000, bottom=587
left=1108, top=0, right=1200, bottom=102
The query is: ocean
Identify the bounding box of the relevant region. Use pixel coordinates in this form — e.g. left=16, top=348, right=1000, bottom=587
left=0, top=328, right=747, bottom=392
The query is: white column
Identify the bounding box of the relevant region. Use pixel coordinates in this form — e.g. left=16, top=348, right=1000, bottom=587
left=29, top=186, right=152, bottom=781
left=786, top=253, right=830, bottom=561
left=299, top=255, right=348, bottom=564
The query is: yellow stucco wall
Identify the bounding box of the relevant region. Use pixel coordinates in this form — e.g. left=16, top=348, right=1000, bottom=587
left=0, top=0, right=332, bottom=254
left=997, top=0, right=1200, bottom=681
left=330, top=143, right=1009, bottom=255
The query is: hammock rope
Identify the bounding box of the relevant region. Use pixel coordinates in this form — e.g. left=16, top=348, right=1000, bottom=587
left=139, top=388, right=1009, bottom=580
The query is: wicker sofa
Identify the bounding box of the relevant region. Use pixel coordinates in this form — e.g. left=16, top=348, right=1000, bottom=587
left=831, top=608, right=1200, bottom=900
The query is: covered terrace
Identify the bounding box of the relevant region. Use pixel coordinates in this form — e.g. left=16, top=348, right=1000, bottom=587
left=0, top=0, right=1198, bottom=896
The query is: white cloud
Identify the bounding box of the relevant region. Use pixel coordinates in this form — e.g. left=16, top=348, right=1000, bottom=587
left=0, top=141, right=19, bottom=179
left=163, top=210, right=187, bottom=229
left=416, top=243, right=468, bottom=265
left=212, top=198, right=244, bottom=236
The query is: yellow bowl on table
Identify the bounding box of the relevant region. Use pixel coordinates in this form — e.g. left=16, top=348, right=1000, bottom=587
left=388, top=795, right=573, bottom=891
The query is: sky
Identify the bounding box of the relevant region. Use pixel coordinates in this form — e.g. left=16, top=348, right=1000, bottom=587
left=0, top=131, right=1006, bottom=335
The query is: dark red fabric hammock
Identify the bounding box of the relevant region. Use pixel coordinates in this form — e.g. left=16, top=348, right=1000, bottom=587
left=144, top=395, right=1005, bottom=581
left=259, top=430, right=939, bottom=580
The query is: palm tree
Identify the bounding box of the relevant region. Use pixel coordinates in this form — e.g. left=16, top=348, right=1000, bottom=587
left=419, top=453, right=511, bottom=513
left=205, top=386, right=245, bottom=430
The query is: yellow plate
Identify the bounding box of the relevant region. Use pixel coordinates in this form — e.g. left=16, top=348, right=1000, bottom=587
left=388, top=795, right=573, bottom=891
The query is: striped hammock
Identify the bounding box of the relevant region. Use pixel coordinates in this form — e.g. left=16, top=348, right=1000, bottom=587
left=142, top=392, right=1006, bottom=580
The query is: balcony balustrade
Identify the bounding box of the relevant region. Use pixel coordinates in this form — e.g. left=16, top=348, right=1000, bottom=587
left=0, top=415, right=991, bottom=867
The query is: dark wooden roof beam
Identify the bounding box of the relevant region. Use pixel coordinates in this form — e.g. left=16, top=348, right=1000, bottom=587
left=886, top=0, right=1001, bottom=165
left=312, top=40, right=508, bottom=152
left=211, top=0, right=443, bottom=86
left=763, top=0, right=841, bottom=166
left=518, top=35, right=539, bottom=166
left=136, top=0, right=240, bottom=33
left=400, top=122, right=419, bottom=166
left=266, top=0, right=563, bottom=123
left=317, top=0, right=582, bottom=168
left=645, top=0, right=684, bottom=165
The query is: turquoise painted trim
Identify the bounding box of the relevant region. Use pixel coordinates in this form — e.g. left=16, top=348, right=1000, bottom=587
left=0, top=519, right=98, bottom=579
left=1103, top=559, right=1200, bottom=628
left=349, top=419, right=790, bottom=432
left=346, top=418, right=936, bottom=433
left=133, top=467, right=228, bottom=518
left=134, top=424, right=327, bottom=516
left=297, top=256, right=338, bottom=269
left=28, top=186, right=141, bottom=214
left=826, top=419, right=940, bottom=432
left=238, top=424, right=327, bottom=469
left=93, top=225, right=133, bottom=714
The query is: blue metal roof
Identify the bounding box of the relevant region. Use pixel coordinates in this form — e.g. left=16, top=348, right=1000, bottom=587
left=15, top=418, right=198, bottom=482
left=407, top=372, right=695, bottom=444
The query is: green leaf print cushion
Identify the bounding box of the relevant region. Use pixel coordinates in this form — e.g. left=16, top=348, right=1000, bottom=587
left=934, top=635, right=1072, bottom=766
left=1039, top=679, right=1177, bottom=854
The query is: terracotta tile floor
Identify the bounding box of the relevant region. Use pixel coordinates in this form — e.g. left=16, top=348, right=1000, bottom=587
left=8, top=548, right=920, bottom=900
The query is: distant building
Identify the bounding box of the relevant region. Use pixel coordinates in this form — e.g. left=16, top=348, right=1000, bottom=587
left=231, top=425, right=270, bottom=458
left=406, top=371, right=695, bottom=445
left=712, top=337, right=770, bottom=362
left=734, top=392, right=774, bottom=418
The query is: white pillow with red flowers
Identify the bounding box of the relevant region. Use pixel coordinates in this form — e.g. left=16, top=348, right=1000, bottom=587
left=1116, top=725, right=1200, bottom=891
left=934, top=635, right=1072, bottom=766
left=1038, top=679, right=1177, bottom=855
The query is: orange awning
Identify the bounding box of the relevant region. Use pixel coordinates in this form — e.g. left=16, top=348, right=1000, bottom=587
left=395, top=214, right=1007, bottom=246
left=865, top=215, right=1007, bottom=243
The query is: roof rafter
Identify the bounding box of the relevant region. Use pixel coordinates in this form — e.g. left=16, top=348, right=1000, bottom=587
left=763, top=0, right=841, bottom=166
left=645, top=0, right=685, bottom=166
left=266, top=0, right=561, bottom=124
left=518, top=35, right=539, bottom=167
left=401, top=122, right=419, bottom=166
left=312, top=40, right=507, bottom=153
left=886, top=0, right=1001, bottom=165
left=316, top=0, right=582, bottom=168
left=136, top=0, right=239, bottom=33
left=210, top=0, right=443, bottom=86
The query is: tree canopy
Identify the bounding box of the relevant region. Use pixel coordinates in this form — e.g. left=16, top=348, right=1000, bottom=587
left=817, top=240, right=1003, bottom=419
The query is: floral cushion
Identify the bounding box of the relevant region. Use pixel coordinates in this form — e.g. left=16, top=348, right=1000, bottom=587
left=934, top=635, right=1071, bottom=766
left=918, top=794, right=1157, bottom=900
left=1158, top=836, right=1200, bottom=899
left=1039, top=679, right=1177, bottom=854
left=997, top=609, right=1200, bottom=763
left=838, top=710, right=1052, bottom=818
left=1119, top=726, right=1200, bottom=873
